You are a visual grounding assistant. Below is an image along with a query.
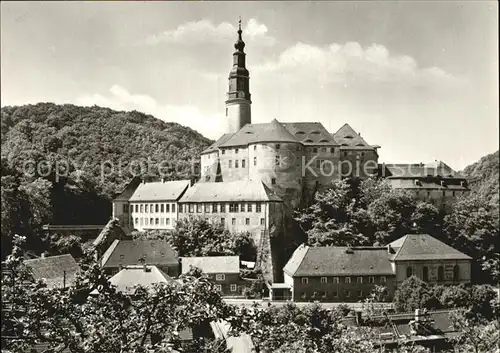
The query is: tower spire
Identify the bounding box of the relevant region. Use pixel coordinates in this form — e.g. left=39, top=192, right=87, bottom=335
left=224, top=18, right=251, bottom=133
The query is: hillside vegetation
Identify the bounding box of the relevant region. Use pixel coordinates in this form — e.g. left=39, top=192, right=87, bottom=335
left=1, top=103, right=212, bottom=257
left=462, top=150, right=499, bottom=209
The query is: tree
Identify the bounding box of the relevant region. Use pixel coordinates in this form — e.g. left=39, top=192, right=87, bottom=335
left=449, top=310, right=500, bottom=353
left=444, top=195, right=499, bottom=282
left=1, top=234, right=235, bottom=353
left=393, top=276, right=441, bottom=312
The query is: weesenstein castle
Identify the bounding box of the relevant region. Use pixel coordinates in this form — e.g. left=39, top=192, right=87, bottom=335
left=113, top=22, right=470, bottom=283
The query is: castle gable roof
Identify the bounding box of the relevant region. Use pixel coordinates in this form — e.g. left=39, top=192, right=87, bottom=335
left=179, top=180, right=282, bottom=202
left=113, top=177, right=142, bottom=201
left=102, top=240, right=179, bottom=268
left=284, top=245, right=394, bottom=277
left=281, top=122, right=338, bottom=145
left=388, top=234, right=472, bottom=261
left=219, top=119, right=298, bottom=148
left=202, top=133, right=235, bottom=154
left=332, top=123, right=375, bottom=150
left=129, top=180, right=190, bottom=202
left=181, top=256, right=240, bottom=274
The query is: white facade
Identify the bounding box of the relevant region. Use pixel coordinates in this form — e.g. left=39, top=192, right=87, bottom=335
left=129, top=201, right=179, bottom=231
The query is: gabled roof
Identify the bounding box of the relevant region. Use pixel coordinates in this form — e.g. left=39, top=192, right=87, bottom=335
left=202, top=133, right=235, bottom=154
left=332, top=123, right=375, bottom=150
left=219, top=119, right=299, bottom=148
left=179, top=180, right=282, bottom=202
left=129, top=180, right=190, bottom=202
left=388, top=234, right=472, bottom=261
left=24, top=254, right=80, bottom=289
left=108, top=265, right=173, bottom=294
left=281, top=122, right=339, bottom=146
left=181, top=256, right=240, bottom=274
left=101, top=240, right=179, bottom=268
left=380, top=161, right=466, bottom=179
left=284, top=245, right=394, bottom=277
left=114, top=176, right=142, bottom=201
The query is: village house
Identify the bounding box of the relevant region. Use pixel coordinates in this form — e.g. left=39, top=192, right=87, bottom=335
left=278, top=245, right=396, bottom=302
left=388, top=233, right=472, bottom=286
left=181, top=256, right=244, bottom=296
left=273, top=233, right=471, bottom=302
left=100, top=239, right=180, bottom=277
left=24, top=254, right=80, bottom=290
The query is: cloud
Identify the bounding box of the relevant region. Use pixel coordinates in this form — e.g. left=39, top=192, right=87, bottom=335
left=77, top=85, right=224, bottom=139
left=254, top=42, right=464, bottom=87
left=146, top=18, right=276, bottom=47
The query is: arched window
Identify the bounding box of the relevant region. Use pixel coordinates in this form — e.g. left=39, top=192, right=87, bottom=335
left=438, top=266, right=444, bottom=281
left=453, top=265, right=460, bottom=282
left=406, top=267, right=413, bottom=278
left=423, top=266, right=429, bottom=281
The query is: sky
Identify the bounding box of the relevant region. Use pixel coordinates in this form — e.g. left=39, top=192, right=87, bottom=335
left=1, top=1, right=498, bottom=170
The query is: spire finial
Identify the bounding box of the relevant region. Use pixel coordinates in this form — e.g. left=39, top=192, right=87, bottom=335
left=234, top=16, right=245, bottom=51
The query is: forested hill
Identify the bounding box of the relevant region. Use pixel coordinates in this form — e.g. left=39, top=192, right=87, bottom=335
left=461, top=150, right=499, bottom=208
left=1, top=103, right=212, bottom=257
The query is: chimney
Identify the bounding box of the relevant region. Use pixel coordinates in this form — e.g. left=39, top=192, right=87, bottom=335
left=142, top=179, right=146, bottom=184
left=387, top=244, right=394, bottom=254
left=41, top=253, right=46, bottom=259
left=162, top=178, right=165, bottom=183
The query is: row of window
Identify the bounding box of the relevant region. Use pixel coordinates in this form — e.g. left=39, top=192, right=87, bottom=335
left=214, top=284, right=238, bottom=292
left=129, top=203, right=176, bottom=214
left=407, top=265, right=460, bottom=281
left=415, top=190, right=462, bottom=197
left=300, top=276, right=387, bottom=284
left=217, top=145, right=339, bottom=155
left=134, top=217, right=172, bottom=227
left=299, top=290, right=365, bottom=299
left=179, top=202, right=263, bottom=213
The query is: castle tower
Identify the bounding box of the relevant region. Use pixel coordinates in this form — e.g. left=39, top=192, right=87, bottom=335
left=225, top=19, right=251, bottom=133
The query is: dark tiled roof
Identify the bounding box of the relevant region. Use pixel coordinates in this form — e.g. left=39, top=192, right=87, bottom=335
left=129, top=180, right=190, bottom=202
left=389, top=234, right=472, bottom=261
left=219, top=119, right=299, bottom=148
left=284, top=245, right=395, bottom=277
left=114, top=176, right=142, bottom=201
left=202, top=133, right=234, bottom=154
left=102, top=240, right=179, bottom=268
left=93, top=218, right=127, bottom=247
left=179, top=180, right=282, bottom=202
left=332, top=123, right=375, bottom=150
left=281, top=122, right=338, bottom=146
left=380, top=161, right=466, bottom=179
left=24, top=254, right=80, bottom=289
left=181, top=256, right=240, bottom=274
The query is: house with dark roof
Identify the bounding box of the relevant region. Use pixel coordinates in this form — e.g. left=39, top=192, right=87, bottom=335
left=181, top=256, right=246, bottom=296
left=24, top=254, right=80, bottom=289
left=92, top=218, right=129, bottom=260
left=379, top=161, right=470, bottom=209
left=100, top=239, right=180, bottom=277
left=279, top=244, right=396, bottom=302
left=388, top=234, right=472, bottom=285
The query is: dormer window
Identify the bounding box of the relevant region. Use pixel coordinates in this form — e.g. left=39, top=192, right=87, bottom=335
left=295, top=131, right=305, bottom=135
left=319, top=139, right=328, bottom=142
left=305, top=139, right=314, bottom=143
left=345, top=135, right=353, bottom=139
left=311, top=131, right=320, bottom=134
left=356, top=143, right=364, bottom=147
